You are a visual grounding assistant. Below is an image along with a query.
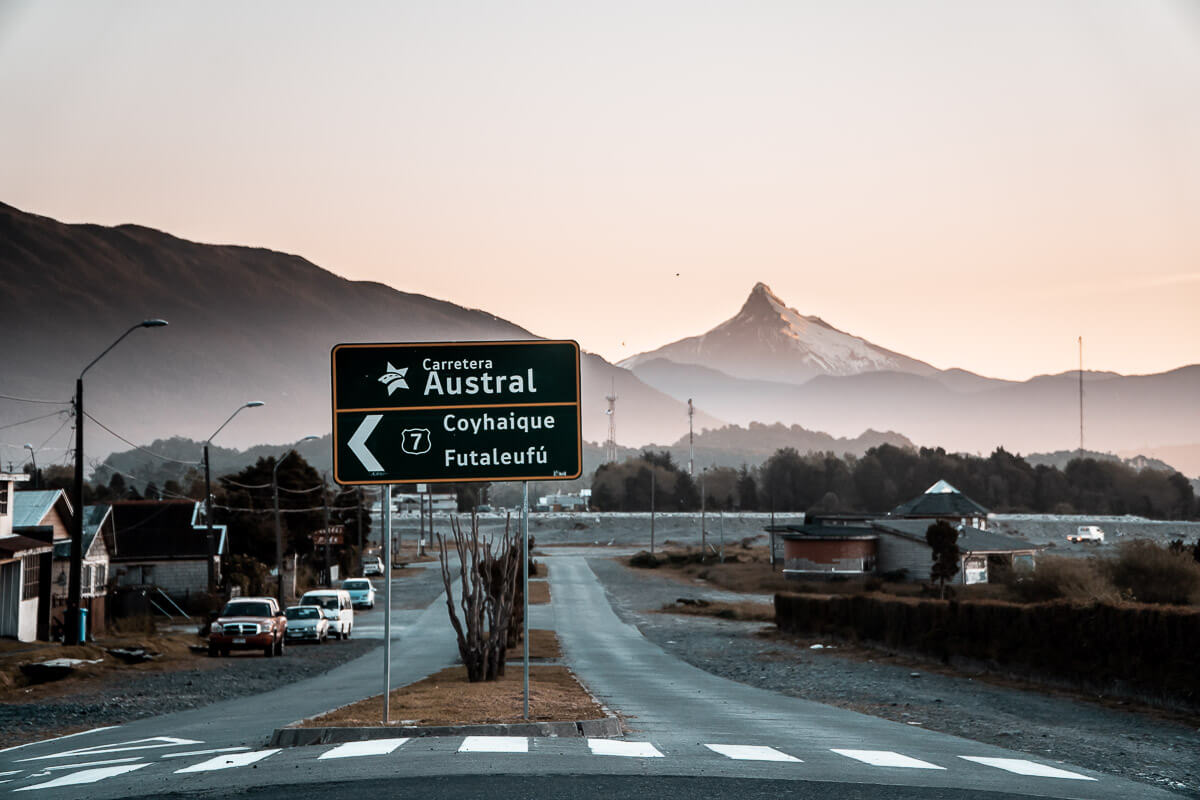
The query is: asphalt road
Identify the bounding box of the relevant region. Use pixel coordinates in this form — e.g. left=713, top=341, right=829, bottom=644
left=0, top=557, right=1177, bottom=800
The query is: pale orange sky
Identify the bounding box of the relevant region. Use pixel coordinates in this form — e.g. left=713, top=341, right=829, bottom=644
left=2, top=0, right=1198, bottom=380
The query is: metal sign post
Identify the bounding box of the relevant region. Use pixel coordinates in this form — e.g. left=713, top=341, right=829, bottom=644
left=383, top=484, right=392, bottom=724
left=522, top=481, right=530, bottom=720
left=331, top=340, right=581, bottom=729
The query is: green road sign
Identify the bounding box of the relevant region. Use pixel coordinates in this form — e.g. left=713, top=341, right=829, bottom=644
left=331, top=340, right=582, bottom=485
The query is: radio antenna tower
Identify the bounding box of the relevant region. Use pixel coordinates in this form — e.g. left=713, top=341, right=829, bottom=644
left=688, top=398, right=695, bottom=475
left=1078, top=335, right=1084, bottom=457
left=604, top=378, right=618, bottom=463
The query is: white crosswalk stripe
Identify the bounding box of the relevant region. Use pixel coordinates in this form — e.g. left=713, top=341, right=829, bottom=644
left=160, top=747, right=251, bottom=760
left=587, top=739, right=663, bottom=758
left=320, top=739, right=410, bottom=759
left=830, top=749, right=945, bottom=769
left=13, top=763, right=148, bottom=792
left=174, top=749, right=280, bottom=773
left=458, top=736, right=528, bottom=753
left=704, top=744, right=801, bottom=762
left=44, top=757, right=142, bottom=772
left=959, top=756, right=1095, bottom=780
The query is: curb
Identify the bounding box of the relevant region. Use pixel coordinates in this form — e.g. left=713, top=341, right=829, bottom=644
left=269, top=717, right=621, bottom=747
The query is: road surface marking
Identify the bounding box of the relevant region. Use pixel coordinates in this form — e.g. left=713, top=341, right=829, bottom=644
left=0, top=727, right=121, bottom=756
left=587, top=740, right=663, bottom=758
left=320, top=739, right=411, bottom=759
left=959, top=756, right=1096, bottom=780
left=831, top=750, right=945, bottom=770
left=160, top=747, right=252, bottom=759
left=14, top=763, right=148, bottom=792
left=174, top=749, right=280, bottom=773
left=704, top=744, right=801, bottom=763
left=16, top=736, right=203, bottom=762
left=458, top=737, right=528, bottom=753
left=44, top=757, right=142, bottom=771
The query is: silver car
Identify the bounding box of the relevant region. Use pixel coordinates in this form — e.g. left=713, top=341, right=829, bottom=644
left=283, top=605, right=329, bottom=643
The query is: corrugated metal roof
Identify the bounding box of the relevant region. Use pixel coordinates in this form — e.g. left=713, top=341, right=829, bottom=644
left=872, top=519, right=1036, bottom=553
left=12, top=489, right=66, bottom=528
left=890, top=482, right=990, bottom=517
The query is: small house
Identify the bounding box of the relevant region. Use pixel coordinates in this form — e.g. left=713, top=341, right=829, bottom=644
left=109, top=500, right=226, bottom=600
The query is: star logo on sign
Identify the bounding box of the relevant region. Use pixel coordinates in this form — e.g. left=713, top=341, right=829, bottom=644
left=378, top=363, right=409, bottom=394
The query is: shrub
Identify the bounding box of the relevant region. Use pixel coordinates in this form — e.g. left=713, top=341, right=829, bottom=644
left=629, top=551, right=663, bottom=569
left=1009, top=555, right=1119, bottom=604
left=1106, top=540, right=1200, bottom=606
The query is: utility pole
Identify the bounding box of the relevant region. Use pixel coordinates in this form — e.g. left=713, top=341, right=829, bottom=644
left=687, top=398, right=694, bottom=476
left=604, top=378, right=618, bottom=464
left=1078, top=335, right=1084, bottom=457
left=700, top=468, right=706, bottom=557
left=650, top=469, right=656, bottom=555
left=322, top=472, right=331, bottom=587
left=68, top=318, right=167, bottom=646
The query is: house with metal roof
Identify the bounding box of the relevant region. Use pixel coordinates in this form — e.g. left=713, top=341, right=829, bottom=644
left=109, top=500, right=227, bottom=599
left=767, top=481, right=1039, bottom=585
left=871, top=518, right=1038, bottom=585
left=0, top=472, right=54, bottom=641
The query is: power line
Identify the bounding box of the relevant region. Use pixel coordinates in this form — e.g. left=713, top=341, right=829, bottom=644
left=0, top=408, right=69, bottom=432
left=82, top=411, right=200, bottom=465
left=0, top=393, right=70, bottom=405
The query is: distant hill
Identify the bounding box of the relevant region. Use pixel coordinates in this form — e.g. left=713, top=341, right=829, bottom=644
left=0, top=202, right=720, bottom=460
left=1025, top=449, right=1181, bottom=474
left=629, top=356, right=1200, bottom=472
left=99, top=421, right=913, bottom=495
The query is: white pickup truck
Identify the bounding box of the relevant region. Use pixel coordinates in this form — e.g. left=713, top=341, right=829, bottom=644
left=1068, top=525, right=1105, bottom=543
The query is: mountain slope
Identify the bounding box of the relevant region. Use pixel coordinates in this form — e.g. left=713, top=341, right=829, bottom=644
left=620, top=282, right=938, bottom=384
left=0, top=202, right=719, bottom=456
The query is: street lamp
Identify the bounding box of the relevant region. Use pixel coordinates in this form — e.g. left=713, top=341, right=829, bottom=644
left=23, top=444, right=36, bottom=490
left=274, top=435, right=320, bottom=608
left=68, top=319, right=167, bottom=645
left=203, top=401, right=265, bottom=592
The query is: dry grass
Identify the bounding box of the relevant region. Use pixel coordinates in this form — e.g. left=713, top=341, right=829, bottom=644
left=528, top=581, right=551, bottom=605
left=506, top=628, right=561, bottom=661
left=0, top=632, right=210, bottom=701
left=658, top=600, right=775, bottom=622
left=628, top=545, right=796, bottom=594
left=301, top=664, right=604, bottom=727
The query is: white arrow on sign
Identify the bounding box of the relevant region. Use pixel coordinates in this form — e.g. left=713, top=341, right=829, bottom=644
left=349, top=414, right=384, bottom=472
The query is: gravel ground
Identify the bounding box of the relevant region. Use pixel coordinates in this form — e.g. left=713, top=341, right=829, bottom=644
left=583, top=556, right=1200, bottom=798
left=0, top=637, right=379, bottom=748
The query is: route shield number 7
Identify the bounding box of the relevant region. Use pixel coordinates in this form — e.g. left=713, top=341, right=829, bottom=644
left=401, top=428, right=432, bottom=455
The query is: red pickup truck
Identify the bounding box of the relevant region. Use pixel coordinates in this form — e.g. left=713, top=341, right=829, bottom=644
left=208, top=597, right=288, bottom=657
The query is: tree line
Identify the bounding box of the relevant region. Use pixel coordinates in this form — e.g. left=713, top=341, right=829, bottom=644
left=590, top=444, right=1200, bottom=520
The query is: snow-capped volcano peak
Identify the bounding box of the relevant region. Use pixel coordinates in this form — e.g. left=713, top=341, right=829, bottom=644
left=620, top=283, right=937, bottom=385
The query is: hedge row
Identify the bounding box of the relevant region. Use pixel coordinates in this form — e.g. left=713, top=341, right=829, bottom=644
left=774, top=592, right=1200, bottom=705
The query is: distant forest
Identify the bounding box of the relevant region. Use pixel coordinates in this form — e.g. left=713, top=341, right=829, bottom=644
left=590, top=444, right=1200, bottom=520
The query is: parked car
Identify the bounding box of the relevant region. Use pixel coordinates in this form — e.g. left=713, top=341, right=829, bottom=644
left=298, top=589, right=354, bottom=639
left=362, top=556, right=384, bottom=576
left=341, top=578, right=376, bottom=609
left=209, top=597, right=287, bottom=657
left=284, top=605, right=329, bottom=644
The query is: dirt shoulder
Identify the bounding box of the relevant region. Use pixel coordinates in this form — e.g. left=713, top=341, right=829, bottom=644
left=587, top=556, right=1200, bottom=798
left=0, top=631, right=378, bottom=749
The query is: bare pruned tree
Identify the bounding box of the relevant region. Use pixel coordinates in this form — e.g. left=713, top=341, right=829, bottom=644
left=437, top=512, right=521, bottom=682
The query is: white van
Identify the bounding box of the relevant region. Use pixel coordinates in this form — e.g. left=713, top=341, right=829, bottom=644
left=1068, top=525, right=1105, bottom=543
left=298, top=589, right=354, bottom=639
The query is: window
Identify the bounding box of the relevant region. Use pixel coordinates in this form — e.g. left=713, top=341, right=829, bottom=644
left=93, top=564, right=107, bottom=592
left=0, top=485, right=8, bottom=515
left=22, top=555, right=39, bottom=600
